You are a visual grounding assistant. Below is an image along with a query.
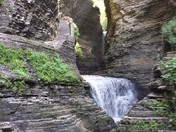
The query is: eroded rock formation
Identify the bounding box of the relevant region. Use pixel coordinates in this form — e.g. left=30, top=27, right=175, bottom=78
left=102, top=0, right=176, bottom=92
left=0, top=0, right=116, bottom=131
left=0, top=0, right=60, bottom=40
left=117, top=51, right=176, bottom=131
left=60, top=0, right=103, bottom=73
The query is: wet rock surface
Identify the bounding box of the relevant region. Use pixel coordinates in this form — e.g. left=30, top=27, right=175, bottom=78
left=100, top=0, right=176, bottom=91
left=0, top=85, right=116, bottom=132
left=0, top=1, right=116, bottom=131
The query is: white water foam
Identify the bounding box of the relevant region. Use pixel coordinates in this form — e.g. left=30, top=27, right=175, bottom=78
left=82, top=75, right=138, bottom=122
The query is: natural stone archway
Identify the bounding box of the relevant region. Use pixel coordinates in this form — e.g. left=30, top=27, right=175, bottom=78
left=60, top=0, right=103, bottom=73
left=101, top=0, right=176, bottom=94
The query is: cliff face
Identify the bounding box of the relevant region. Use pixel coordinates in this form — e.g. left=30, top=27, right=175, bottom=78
left=0, top=0, right=116, bottom=131
left=60, top=0, right=103, bottom=73
left=102, top=0, right=176, bottom=91
left=0, top=0, right=60, bottom=40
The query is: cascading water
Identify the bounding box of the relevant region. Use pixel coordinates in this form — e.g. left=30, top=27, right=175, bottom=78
left=82, top=75, right=138, bottom=122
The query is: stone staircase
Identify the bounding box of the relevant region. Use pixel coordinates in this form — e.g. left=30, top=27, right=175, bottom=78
left=117, top=52, right=176, bottom=132
left=117, top=99, right=171, bottom=132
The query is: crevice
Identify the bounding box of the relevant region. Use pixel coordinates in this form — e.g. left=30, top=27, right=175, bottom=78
left=60, top=0, right=107, bottom=74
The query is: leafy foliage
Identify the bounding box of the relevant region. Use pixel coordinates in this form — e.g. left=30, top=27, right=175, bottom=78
left=0, top=43, right=29, bottom=79
left=145, top=99, right=176, bottom=129
left=162, top=18, right=176, bottom=49
left=0, top=75, right=27, bottom=94
left=160, top=57, right=176, bottom=129
left=132, top=121, right=158, bottom=132
left=0, top=42, right=80, bottom=86
left=162, top=56, right=176, bottom=84
left=73, top=23, right=80, bottom=42
left=26, top=50, right=80, bottom=84
left=74, top=43, right=85, bottom=59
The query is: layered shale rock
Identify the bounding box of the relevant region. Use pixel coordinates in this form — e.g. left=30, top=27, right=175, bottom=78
left=0, top=0, right=116, bottom=131
left=117, top=51, right=176, bottom=132
left=102, top=0, right=176, bottom=92
left=0, top=84, right=116, bottom=132
left=0, top=0, right=60, bottom=40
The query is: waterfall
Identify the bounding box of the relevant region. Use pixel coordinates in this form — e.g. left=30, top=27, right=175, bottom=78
left=82, top=75, right=138, bottom=122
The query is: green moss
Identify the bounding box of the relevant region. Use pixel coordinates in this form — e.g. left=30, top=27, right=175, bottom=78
left=25, top=49, right=81, bottom=84
left=0, top=42, right=80, bottom=87
left=0, top=43, right=29, bottom=79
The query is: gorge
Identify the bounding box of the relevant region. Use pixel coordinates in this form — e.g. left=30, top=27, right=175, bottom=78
left=0, top=0, right=176, bottom=131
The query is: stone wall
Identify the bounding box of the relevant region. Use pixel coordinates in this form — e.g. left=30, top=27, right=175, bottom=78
left=101, top=0, right=176, bottom=92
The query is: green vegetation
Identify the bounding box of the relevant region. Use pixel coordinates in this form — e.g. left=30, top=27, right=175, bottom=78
left=73, top=23, right=80, bottom=42
left=73, top=23, right=85, bottom=59
left=0, top=0, right=4, bottom=5
left=159, top=57, right=176, bottom=129
left=132, top=121, right=158, bottom=132
left=74, top=43, right=85, bottom=59
left=0, top=42, right=80, bottom=87
left=92, top=0, right=107, bottom=31
left=162, top=56, right=176, bottom=84
left=0, top=75, right=27, bottom=94
left=145, top=99, right=176, bottom=129
left=0, top=43, right=29, bottom=79
left=160, top=18, right=176, bottom=129
left=162, top=17, right=176, bottom=50
left=26, top=49, right=80, bottom=84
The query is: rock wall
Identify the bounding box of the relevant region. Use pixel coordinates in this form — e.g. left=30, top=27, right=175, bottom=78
left=60, top=0, right=103, bottom=73
left=117, top=51, right=176, bottom=131
left=0, top=1, right=116, bottom=131
left=0, top=0, right=60, bottom=41
left=0, top=84, right=116, bottom=132
left=101, top=0, right=176, bottom=92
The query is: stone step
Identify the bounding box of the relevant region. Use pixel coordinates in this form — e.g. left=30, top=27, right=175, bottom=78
left=163, top=56, right=174, bottom=61
left=122, top=116, right=169, bottom=124
left=166, top=51, right=176, bottom=56
left=151, top=84, right=172, bottom=91
left=14, top=116, right=78, bottom=130
left=128, top=110, right=159, bottom=117
left=131, top=104, right=150, bottom=111
left=147, top=92, right=165, bottom=98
